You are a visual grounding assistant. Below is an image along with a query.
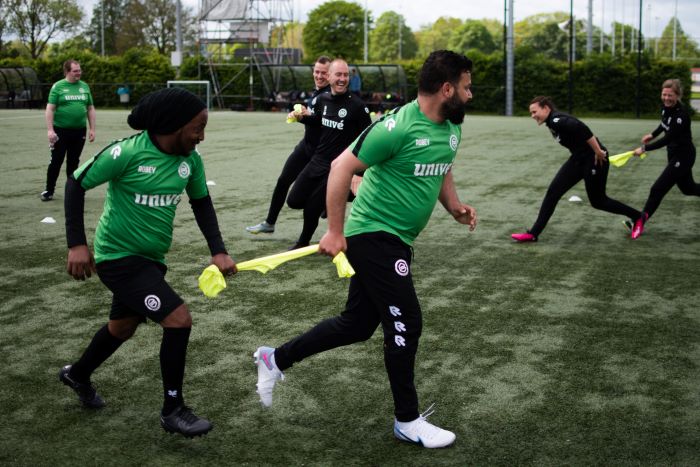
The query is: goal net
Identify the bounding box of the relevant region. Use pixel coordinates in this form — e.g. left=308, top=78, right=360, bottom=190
left=167, top=80, right=212, bottom=109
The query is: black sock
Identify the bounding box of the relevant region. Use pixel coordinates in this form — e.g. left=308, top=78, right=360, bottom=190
left=160, top=327, right=191, bottom=415
left=70, top=324, right=125, bottom=383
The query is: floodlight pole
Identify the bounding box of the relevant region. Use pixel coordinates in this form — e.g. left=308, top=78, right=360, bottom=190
left=672, top=0, right=677, bottom=60
left=100, top=0, right=105, bottom=56
left=363, top=0, right=368, bottom=63
left=505, top=0, right=514, bottom=116
left=586, top=0, right=592, bottom=55
left=636, top=0, right=643, bottom=118
left=568, top=0, right=574, bottom=114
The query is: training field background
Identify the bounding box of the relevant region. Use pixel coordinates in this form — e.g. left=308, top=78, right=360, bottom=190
left=0, top=107, right=699, bottom=466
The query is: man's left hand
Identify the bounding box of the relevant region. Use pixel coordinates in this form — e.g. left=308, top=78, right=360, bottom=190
left=452, top=204, right=478, bottom=231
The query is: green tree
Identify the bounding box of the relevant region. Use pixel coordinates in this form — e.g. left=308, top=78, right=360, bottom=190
left=9, top=0, right=82, bottom=58
left=415, top=16, right=461, bottom=59
left=85, top=0, right=126, bottom=55
left=302, top=1, right=366, bottom=62
left=656, top=17, right=700, bottom=60
left=449, top=19, right=497, bottom=54
left=369, top=11, right=417, bottom=61
left=0, top=0, right=12, bottom=53
left=110, top=0, right=196, bottom=55
left=269, top=21, right=303, bottom=50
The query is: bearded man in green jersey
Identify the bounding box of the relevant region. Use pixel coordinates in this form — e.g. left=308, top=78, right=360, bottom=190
left=254, top=50, right=477, bottom=448
left=60, top=88, right=236, bottom=438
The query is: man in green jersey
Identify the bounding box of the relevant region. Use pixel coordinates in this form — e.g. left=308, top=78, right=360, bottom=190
left=254, top=50, right=477, bottom=448
left=60, top=88, right=236, bottom=438
left=42, top=59, right=96, bottom=201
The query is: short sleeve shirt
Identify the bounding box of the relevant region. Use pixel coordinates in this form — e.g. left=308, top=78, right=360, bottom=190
left=345, top=100, right=462, bottom=246
left=73, top=131, right=209, bottom=264
left=47, top=79, right=94, bottom=129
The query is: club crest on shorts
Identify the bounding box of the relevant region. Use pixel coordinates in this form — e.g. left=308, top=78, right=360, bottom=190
left=178, top=161, right=190, bottom=178
left=394, top=259, right=409, bottom=276
left=144, top=294, right=161, bottom=311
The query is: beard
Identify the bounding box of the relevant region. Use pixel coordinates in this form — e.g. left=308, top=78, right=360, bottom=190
left=440, top=93, right=468, bottom=125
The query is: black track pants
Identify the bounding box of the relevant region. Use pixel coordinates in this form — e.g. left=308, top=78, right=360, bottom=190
left=274, top=232, right=422, bottom=422
left=45, top=127, right=86, bottom=195
left=265, top=141, right=311, bottom=225
left=530, top=156, right=641, bottom=236
left=642, top=147, right=700, bottom=219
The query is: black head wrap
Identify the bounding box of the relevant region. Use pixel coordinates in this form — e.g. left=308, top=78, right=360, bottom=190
left=127, top=87, right=206, bottom=134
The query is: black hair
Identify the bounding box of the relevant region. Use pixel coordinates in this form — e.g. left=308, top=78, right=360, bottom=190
left=418, top=50, right=473, bottom=94
left=530, top=96, right=557, bottom=111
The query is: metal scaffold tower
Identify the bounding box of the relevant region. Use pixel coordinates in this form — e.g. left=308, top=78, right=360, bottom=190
left=198, top=0, right=296, bottom=109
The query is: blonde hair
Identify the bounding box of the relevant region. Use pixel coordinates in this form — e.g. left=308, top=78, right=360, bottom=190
left=662, top=79, right=683, bottom=100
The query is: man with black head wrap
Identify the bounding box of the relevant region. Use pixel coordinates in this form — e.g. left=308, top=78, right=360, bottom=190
left=59, top=88, right=236, bottom=438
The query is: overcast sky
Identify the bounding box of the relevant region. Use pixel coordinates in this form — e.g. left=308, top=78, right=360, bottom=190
left=79, top=0, right=699, bottom=40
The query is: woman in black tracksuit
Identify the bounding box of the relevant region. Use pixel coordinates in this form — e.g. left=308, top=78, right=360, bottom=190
left=511, top=96, right=641, bottom=242
left=629, top=79, right=699, bottom=239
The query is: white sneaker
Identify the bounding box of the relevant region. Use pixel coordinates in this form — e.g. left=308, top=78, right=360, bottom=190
left=246, top=221, right=275, bottom=234
left=253, top=346, right=284, bottom=407
left=393, top=404, right=456, bottom=448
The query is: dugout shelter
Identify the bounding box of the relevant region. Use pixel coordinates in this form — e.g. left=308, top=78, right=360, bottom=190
left=0, top=67, right=42, bottom=108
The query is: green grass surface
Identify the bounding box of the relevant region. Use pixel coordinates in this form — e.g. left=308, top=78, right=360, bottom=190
left=1, top=108, right=699, bottom=466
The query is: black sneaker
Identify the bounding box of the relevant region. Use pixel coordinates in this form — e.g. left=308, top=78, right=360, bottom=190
left=40, top=191, right=53, bottom=201
left=58, top=365, right=106, bottom=408
left=287, top=241, right=310, bottom=251
left=160, top=405, right=213, bottom=438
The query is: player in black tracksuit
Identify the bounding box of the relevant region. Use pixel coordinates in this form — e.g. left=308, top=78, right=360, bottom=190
left=286, top=59, right=372, bottom=249
left=629, top=79, right=699, bottom=239
left=246, top=56, right=331, bottom=234
left=512, top=96, right=641, bottom=242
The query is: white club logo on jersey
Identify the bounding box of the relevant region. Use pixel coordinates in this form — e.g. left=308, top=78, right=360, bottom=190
left=677, top=117, right=682, bottom=124
left=144, top=294, right=161, bottom=311
left=385, top=117, right=396, bottom=132
left=449, top=134, right=458, bottom=151
left=553, top=117, right=560, bottom=123
left=178, top=161, right=190, bottom=178
left=338, top=108, right=347, bottom=118
left=394, top=259, right=409, bottom=276
left=111, top=146, right=122, bottom=159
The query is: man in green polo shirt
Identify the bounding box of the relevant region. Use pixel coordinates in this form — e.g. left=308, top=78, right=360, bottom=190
left=254, top=50, right=477, bottom=448
left=42, top=59, right=96, bottom=201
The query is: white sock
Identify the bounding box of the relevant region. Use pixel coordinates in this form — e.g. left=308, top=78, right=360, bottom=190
left=396, top=417, right=419, bottom=430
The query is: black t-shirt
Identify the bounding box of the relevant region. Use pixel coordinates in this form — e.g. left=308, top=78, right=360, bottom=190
left=302, top=90, right=372, bottom=167
left=646, top=103, right=694, bottom=155
left=301, top=84, right=331, bottom=152
left=545, top=110, right=598, bottom=159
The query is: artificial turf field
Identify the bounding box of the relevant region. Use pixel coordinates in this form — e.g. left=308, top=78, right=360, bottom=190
left=0, top=108, right=699, bottom=466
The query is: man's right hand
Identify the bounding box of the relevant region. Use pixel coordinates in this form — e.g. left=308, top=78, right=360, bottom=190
left=319, top=231, right=347, bottom=258
left=48, top=130, right=58, bottom=146
left=67, top=245, right=96, bottom=281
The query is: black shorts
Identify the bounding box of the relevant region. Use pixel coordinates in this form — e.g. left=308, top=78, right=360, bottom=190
left=96, top=256, right=184, bottom=323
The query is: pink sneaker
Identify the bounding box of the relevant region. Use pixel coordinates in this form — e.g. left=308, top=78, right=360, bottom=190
left=631, top=213, right=648, bottom=240
left=511, top=232, right=537, bottom=242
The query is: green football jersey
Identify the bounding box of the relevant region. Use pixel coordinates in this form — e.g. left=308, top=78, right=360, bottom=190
left=47, top=79, right=94, bottom=129
left=345, top=100, right=462, bottom=246
left=73, top=131, right=209, bottom=264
